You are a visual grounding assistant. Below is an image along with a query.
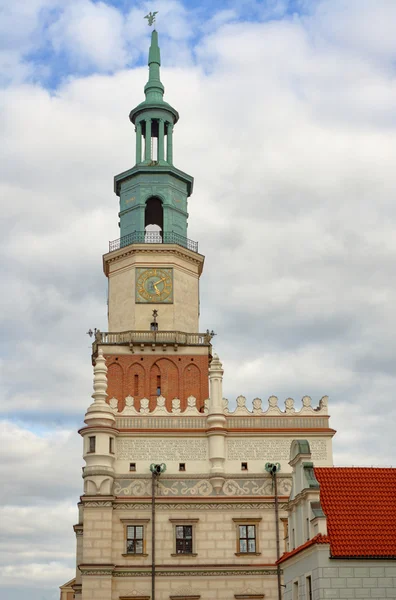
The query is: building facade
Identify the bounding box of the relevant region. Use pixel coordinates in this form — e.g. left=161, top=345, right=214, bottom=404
left=64, top=30, right=335, bottom=600
left=278, top=442, right=396, bottom=599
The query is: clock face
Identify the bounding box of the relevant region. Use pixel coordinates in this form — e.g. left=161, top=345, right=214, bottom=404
left=135, top=268, right=173, bottom=303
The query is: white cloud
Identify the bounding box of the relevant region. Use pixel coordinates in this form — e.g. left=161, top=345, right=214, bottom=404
left=2, top=1, right=396, bottom=597
left=49, top=0, right=127, bottom=72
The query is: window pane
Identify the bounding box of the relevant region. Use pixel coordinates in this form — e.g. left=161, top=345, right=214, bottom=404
left=247, top=525, right=255, bottom=538
left=184, top=526, right=192, bottom=538
left=248, top=538, right=256, bottom=553
left=135, top=540, right=143, bottom=554
left=127, top=526, right=135, bottom=538
left=176, top=526, right=184, bottom=539
left=176, top=539, right=183, bottom=553
left=240, top=539, right=247, bottom=553
left=239, top=526, right=247, bottom=538
left=185, top=538, right=192, bottom=553
left=135, top=526, right=143, bottom=539
left=127, top=541, right=135, bottom=553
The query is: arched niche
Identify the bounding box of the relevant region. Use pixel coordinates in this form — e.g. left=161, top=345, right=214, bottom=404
left=145, top=197, right=163, bottom=242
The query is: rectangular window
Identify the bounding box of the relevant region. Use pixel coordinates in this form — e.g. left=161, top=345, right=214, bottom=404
left=156, top=375, right=161, bottom=396
left=179, top=463, right=186, bottom=472
left=306, top=576, right=312, bottom=600
left=88, top=436, right=96, bottom=453
left=130, top=462, right=136, bottom=472
left=175, top=525, right=193, bottom=554
left=127, top=525, right=144, bottom=554
left=238, top=524, right=256, bottom=553
left=241, top=462, right=248, bottom=470
left=134, top=374, right=139, bottom=397
left=109, top=437, right=114, bottom=454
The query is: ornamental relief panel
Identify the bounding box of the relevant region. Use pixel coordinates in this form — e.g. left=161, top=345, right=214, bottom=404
left=113, top=477, right=292, bottom=497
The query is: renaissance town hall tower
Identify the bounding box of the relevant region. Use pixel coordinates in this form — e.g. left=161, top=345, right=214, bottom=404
left=60, top=28, right=334, bottom=600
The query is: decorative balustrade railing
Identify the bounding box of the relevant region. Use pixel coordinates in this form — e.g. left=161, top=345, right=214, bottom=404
left=92, top=330, right=213, bottom=349
left=109, top=231, right=198, bottom=253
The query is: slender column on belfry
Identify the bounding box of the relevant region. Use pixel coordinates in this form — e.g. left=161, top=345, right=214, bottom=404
left=145, top=118, right=152, bottom=161
left=136, top=121, right=142, bottom=164
left=158, top=118, right=165, bottom=162
left=206, top=354, right=226, bottom=493
left=166, top=121, right=173, bottom=164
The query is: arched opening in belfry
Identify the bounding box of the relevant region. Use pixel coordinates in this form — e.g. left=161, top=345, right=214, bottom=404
left=145, top=197, right=163, bottom=242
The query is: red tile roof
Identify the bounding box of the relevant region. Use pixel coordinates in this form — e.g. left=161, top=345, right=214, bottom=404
left=315, top=467, right=396, bottom=558
left=278, top=467, right=396, bottom=564
left=277, top=534, right=330, bottom=564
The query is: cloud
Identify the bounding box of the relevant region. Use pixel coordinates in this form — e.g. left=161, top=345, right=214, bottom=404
left=2, top=1, right=396, bottom=597
left=49, top=0, right=127, bottom=72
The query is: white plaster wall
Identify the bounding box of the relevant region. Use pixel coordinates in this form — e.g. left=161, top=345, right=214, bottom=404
left=282, top=545, right=396, bottom=600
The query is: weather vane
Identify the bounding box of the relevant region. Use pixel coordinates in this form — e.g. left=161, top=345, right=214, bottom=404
left=144, top=11, right=158, bottom=27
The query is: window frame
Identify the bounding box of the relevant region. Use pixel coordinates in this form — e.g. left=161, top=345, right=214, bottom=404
left=120, top=518, right=149, bottom=557
left=232, top=518, right=262, bottom=556
left=87, top=436, right=96, bottom=453
left=169, top=518, right=199, bottom=557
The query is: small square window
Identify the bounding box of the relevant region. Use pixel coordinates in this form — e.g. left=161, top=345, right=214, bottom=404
left=169, top=519, right=199, bottom=557
left=176, top=525, right=193, bottom=554
left=121, top=519, right=149, bottom=557
left=233, top=518, right=261, bottom=555
left=88, top=436, right=96, bottom=453
left=127, top=525, right=144, bottom=554
left=241, top=462, right=248, bottom=471
left=130, top=463, right=136, bottom=472
left=238, top=524, right=256, bottom=553
left=179, top=463, right=186, bottom=472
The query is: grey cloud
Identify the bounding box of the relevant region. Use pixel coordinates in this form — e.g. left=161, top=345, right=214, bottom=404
left=2, top=2, right=396, bottom=597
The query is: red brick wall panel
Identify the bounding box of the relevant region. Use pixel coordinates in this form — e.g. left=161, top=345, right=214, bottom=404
left=104, top=353, right=209, bottom=412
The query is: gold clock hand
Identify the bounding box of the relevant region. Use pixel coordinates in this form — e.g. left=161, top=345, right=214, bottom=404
left=153, top=277, right=166, bottom=286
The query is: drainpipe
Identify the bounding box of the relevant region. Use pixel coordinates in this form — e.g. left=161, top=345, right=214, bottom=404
left=149, top=463, right=166, bottom=600
left=265, top=462, right=282, bottom=600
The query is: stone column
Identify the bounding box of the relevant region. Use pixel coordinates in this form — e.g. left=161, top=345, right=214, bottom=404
left=135, top=121, right=142, bottom=164
left=166, top=121, right=173, bottom=164
left=206, top=354, right=226, bottom=493
left=158, top=118, right=165, bottom=162
left=145, top=118, right=152, bottom=161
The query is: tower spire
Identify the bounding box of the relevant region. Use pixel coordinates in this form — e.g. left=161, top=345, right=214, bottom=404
left=144, top=30, right=164, bottom=103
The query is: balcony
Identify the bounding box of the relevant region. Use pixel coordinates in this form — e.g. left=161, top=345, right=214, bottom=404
left=91, top=329, right=213, bottom=360
left=109, top=231, right=199, bottom=253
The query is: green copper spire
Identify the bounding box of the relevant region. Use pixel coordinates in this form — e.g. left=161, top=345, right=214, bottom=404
left=116, top=27, right=194, bottom=244
left=144, top=30, right=164, bottom=102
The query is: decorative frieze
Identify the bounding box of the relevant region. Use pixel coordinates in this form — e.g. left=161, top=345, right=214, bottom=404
left=112, top=568, right=278, bottom=577
left=113, top=502, right=288, bottom=510
left=113, top=476, right=292, bottom=497
left=115, top=415, right=330, bottom=429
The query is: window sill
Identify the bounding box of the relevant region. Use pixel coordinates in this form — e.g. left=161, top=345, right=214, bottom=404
left=234, top=552, right=261, bottom=557
left=171, top=553, right=198, bottom=557
left=122, top=553, right=149, bottom=558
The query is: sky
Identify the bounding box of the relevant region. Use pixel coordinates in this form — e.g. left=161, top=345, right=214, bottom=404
left=1, top=0, right=396, bottom=598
